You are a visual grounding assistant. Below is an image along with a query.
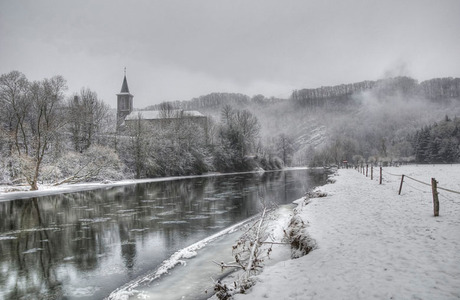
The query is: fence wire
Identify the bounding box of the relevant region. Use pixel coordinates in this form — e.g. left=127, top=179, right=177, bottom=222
left=404, top=175, right=432, bottom=187
left=437, top=186, right=460, bottom=195
left=439, top=192, right=460, bottom=206
left=372, top=167, right=460, bottom=198
left=382, top=170, right=403, bottom=177
left=403, top=182, right=431, bottom=194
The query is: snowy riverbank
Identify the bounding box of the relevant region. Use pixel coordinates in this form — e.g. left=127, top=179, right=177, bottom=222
left=234, top=165, right=460, bottom=299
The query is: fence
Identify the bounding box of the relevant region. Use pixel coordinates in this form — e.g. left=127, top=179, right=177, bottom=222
left=355, top=165, right=460, bottom=217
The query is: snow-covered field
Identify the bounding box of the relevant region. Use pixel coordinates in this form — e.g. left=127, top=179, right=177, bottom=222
left=234, top=164, right=460, bottom=299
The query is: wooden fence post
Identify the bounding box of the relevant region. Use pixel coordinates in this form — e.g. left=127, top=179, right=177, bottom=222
left=379, top=167, right=382, bottom=184
left=398, top=175, right=405, bottom=195
left=431, top=178, right=439, bottom=217
left=371, top=166, right=373, bottom=180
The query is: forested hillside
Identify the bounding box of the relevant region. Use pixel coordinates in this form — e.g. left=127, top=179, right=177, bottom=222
left=293, top=77, right=460, bottom=166
left=292, top=77, right=460, bottom=106
left=413, top=116, right=460, bottom=163
left=151, top=76, right=460, bottom=167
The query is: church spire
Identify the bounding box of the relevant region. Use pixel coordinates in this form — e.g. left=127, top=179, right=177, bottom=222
left=117, top=69, right=134, bottom=130
left=120, top=68, right=130, bottom=93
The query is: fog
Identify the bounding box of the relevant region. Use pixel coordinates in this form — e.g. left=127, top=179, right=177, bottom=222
left=235, top=77, right=460, bottom=166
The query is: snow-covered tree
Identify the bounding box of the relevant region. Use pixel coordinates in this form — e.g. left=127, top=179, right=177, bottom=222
left=67, top=88, right=110, bottom=152
left=275, top=133, right=295, bottom=167
left=0, top=71, right=68, bottom=189
left=413, top=117, right=460, bottom=163
left=214, top=106, right=261, bottom=171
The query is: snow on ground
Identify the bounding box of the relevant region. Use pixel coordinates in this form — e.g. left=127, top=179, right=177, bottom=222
left=234, top=164, right=460, bottom=300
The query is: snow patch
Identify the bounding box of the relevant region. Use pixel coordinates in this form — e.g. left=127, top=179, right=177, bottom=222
left=185, top=215, right=210, bottom=220
left=79, top=217, right=112, bottom=223
left=156, top=210, right=176, bottom=216
left=65, top=285, right=101, bottom=297
left=63, top=256, right=75, bottom=261
left=22, top=248, right=43, bottom=254
left=130, top=228, right=148, bottom=232
left=234, top=165, right=460, bottom=299
left=158, top=221, right=188, bottom=225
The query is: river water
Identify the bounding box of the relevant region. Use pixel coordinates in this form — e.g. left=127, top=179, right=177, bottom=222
left=0, top=169, right=327, bottom=300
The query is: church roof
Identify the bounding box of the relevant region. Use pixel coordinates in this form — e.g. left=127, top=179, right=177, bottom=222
left=125, top=110, right=205, bottom=121
left=120, top=75, right=130, bottom=93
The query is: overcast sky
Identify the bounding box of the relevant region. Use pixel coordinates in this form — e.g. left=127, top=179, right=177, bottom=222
left=1, top=0, right=459, bottom=109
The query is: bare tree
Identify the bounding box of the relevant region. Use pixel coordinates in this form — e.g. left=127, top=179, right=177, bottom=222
left=220, top=104, right=234, bottom=125
left=158, top=102, right=177, bottom=119
left=68, top=88, right=110, bottom=152
left=276, top=133, right=295, bottom=166
left=234, top=109, right=260, bottom=157
left=1, top=72, right=68, bottom=190
left=0, top=71, right=30, bottom=158
left=26, top=76, right=68, bottom=190
left=214, top=107, right=261, bottom=171
left=118, top=113, right=158, bottom=178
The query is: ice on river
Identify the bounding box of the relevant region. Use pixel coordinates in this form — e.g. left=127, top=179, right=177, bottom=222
left=107, top=217, right=251, bottom=299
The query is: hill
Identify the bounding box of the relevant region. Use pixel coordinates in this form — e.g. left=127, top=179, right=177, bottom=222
left=143, top=77, right=460, bottom=166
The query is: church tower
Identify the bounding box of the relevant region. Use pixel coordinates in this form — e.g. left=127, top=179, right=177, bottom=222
left=116, top=69, right=133, bottom=129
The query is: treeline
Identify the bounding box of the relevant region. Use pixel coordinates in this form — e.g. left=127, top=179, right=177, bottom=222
left=292, top=77, right=460, bottom=108
left=0, top=71, right=292, bottom=190
left=145, top=92, right=283, bottom=113
left=413, top=116, right=460, bottom=163
left=121, top=105, right=290, bottom=179
left=421, top=78, right=460, bottom=100
left=291, top=79, right=375, bottom=108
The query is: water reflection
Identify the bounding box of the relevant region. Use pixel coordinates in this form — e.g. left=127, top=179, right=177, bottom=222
left=0, top=169, right=327, bottom=299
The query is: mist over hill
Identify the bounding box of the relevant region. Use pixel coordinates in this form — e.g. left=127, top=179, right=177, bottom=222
left=145, top=76, right=460, bottom=166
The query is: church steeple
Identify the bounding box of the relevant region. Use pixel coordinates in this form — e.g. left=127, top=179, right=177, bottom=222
left=120, top=76, right=130, bottom=93
left=120, top=67, right=130, bottom=93
left=116, top=68, right=134, bottom=129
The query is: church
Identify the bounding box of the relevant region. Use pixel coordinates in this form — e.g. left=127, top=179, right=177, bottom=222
left=116, top=73, right=207, bottom=132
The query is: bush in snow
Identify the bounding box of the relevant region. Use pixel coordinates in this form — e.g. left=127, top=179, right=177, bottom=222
left=306, top=189, right=328, bottom=198
left=212, top=209, right=273, bottom=299
left=283, top=213, right=317, bottom=258
left=51, top=145, right=124, bottom=185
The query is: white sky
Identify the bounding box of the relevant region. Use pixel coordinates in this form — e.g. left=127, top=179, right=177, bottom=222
left=1, top=0, right=459, bottom=109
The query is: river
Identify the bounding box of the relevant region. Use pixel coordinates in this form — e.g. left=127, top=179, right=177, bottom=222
left=0, top=169, right=327, bottom=300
